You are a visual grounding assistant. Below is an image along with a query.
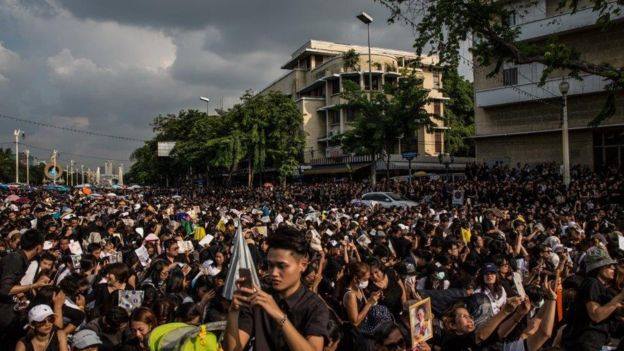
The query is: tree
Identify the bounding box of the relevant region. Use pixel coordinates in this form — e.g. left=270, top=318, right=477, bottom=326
left=339, top=73, right=434, bottom=187
left=377, top=0, right=624, bottom=125
left=442, top=67, right=475, bottom=157
left=343, top=49, right=361, bottom=71
left=127, top=90, right=304, bottom=187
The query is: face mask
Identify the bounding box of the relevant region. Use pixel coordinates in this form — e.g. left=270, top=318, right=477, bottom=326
left=358, top=280, right=369, bottom=289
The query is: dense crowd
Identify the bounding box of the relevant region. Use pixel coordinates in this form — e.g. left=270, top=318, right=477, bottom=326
left=0, top=162, right=622, bottom=351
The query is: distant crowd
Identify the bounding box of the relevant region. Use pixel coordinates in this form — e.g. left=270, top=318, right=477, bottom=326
left=0, top=162, right=623, bottom=351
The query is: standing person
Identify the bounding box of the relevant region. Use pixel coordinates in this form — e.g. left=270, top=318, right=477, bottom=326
left=0, top=229, right=46, bottom=349
left=118, top=308, right=157, bottom=351
left=224, top=226, right=329, bottom=351
left=16, top=304, right=69, bottom=351
left=71, top=329, right=103, bottom=351
left=563, top=247, right=624, bottom=351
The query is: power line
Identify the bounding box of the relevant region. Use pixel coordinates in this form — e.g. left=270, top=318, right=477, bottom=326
left=0, top=113, right=148, bottom=142
left=0, top=141, right=130, bottom=162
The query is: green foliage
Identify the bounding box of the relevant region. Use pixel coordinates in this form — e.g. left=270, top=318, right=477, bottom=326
left=377, top=0, right=624, bottom=125
left=338, top=72, right=434, bottom=185
left=343, top=49, right=361, bottom=71
left=442, top=68, right=475, bottom=157
left=127, top=91, right=304, bottom=186
left=0, top=148, right=46, bottom=185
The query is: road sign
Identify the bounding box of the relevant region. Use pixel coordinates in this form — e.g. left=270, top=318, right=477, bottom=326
left=402, top=152, right=418, bottom=160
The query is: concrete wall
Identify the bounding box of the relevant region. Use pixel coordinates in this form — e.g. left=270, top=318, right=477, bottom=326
left=475, top=130, right=594, bottom=166
left=476, top=92, right=624, bottom=136
left=298, top=98, right=326, bottom=162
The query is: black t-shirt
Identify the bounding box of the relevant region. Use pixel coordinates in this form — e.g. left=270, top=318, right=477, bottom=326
left=238, top=285, right=329, bottom=351
left=441, top=331, right=480, bottom=351
left=564, top=276, right=614, bottom=349
left=0, top=251, right=28, bottom=327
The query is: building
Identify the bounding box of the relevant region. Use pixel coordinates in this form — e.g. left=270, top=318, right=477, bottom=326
left=473, top=0, right=624, bottom=170
left=260, top=40, right=463, bottom=176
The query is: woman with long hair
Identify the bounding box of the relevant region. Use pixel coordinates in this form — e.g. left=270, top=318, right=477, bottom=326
left=118, top=307, right=158, bottom=351
left=475, top=263, right=508, bottom=317
left=343, top=261, right=380, bottom=327
left=140, top=260, right=169, bottom=309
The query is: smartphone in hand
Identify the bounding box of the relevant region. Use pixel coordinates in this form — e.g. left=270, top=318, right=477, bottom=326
left=239, top=268, right=253, bottom=290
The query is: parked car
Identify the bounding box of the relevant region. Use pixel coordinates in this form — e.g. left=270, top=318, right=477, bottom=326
left=352, top=192, right=419, bottom=208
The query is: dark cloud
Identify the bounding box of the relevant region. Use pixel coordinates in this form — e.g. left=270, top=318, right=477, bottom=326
left=0, top=0, right=470, bottom=169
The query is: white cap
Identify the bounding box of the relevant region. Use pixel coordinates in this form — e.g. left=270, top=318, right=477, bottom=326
left=27, top=304, right=54, bottom=324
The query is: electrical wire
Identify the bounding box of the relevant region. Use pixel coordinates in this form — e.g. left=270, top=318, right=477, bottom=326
left=0, top=113, right=148, bottom=142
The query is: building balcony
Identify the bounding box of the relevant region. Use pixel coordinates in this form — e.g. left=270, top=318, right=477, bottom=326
left=516, top=3, right=624, bottom=41
left=475, top=73, right=609, bottom=108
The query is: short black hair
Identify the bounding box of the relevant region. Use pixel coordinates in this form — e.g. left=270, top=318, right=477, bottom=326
left=267, top=226, right=310, bottom=258
left=20, top=229, right=44, bottom=251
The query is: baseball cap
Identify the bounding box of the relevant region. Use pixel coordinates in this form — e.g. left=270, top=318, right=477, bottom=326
left=72, top=329, right=102, bottom=350
left=483, top=263, right=498, bottom=274
left=26, top=304, right=54, bottom=328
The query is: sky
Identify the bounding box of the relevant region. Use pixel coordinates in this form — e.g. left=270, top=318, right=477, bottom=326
left=0, top=0, right=471, bottom=169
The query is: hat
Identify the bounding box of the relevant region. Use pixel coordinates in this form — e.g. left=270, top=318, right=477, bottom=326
left=483, top=263, right=498, bottom=274
left=72, top=329, right=102, bottom=350
left=27, top=304, right=54, bottom=324
left=585, top=246, right=616, bottom=273
left=144, top=233, right=159, bottom=242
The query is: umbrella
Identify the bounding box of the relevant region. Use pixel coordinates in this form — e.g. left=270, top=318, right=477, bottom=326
left=223, top=220, right=261, bottom=300
left=88, top=193, right=103, bottom=198
left=82, top=187, right=92, bottom=195
left=106, top=193, right=117, bottom=198
left=0, top=184, right=8, bottom=190
left=171, top=195, right=182, bottom=200
left=5, top=194, right=19, bottom=202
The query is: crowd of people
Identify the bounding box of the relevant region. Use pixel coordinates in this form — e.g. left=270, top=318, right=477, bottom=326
left=0, top=162, right=622, bottom=351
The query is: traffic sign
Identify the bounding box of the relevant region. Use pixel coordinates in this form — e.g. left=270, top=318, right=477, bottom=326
left=402, top=152, right=418, bottom=160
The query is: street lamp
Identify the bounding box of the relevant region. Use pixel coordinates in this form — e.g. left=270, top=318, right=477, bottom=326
left=81, top=164, right=85, bottom=185
left=559, top=80, right=570, bottom=187
left=356, top=12, right=373, bottom=93
left=200, top=96, right=210, bottom=114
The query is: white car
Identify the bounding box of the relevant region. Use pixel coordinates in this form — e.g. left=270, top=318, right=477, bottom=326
left=353, top=192, right=419, bottom=208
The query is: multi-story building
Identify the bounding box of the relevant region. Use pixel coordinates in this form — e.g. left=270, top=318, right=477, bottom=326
left=473, top=0, right=624, bottom=169
left=260, top=40, right=452, bottom=174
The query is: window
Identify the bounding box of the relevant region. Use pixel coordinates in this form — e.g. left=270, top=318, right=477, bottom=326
left=504, top=11, right=517, bottom=26
left=385, top=76, right=397, bottom=86
left=329, top=110, right=340, bottom=126
left=433, top=73, right=441, bottom=88
left=434, top=131, right=443, bottom=154
left=330, top=79, right=340, bottom=95
left=342, top=75, right=360, bottom=89
left=503, top=67, right=518, bottom=86
left=434, top=101, right=442, bottom=116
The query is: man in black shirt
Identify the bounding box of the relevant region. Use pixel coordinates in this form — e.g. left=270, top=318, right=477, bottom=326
left=0, top=229, right=45, bottom=349
left=563, top=246, right=624, bottom=351
left=224, top=226, right=329, bottom=351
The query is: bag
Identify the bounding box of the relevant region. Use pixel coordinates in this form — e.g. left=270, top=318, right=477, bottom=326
left=359, top=304, right=394, bottom=336
left=148, top=323, right=219, bottom=351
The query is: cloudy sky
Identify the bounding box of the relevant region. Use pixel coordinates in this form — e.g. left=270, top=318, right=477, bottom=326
left=0, top=0, right=469, bottom=169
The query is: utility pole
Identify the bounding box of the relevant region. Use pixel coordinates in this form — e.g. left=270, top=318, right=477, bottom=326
left=25, top=149, right=30, bottom=185
left=13, top=129, right=21, bottom=183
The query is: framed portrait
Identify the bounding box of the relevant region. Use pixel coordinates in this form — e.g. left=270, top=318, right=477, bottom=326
left=408, top=297, right=433, bottom=347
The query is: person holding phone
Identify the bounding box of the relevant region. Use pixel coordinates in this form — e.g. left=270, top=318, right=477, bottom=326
left=224, top=226, right=329, bottom=351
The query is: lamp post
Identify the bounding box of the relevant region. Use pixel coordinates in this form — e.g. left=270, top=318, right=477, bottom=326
left=200, top=96, right=210, bottom=114
left=13, top=129, right=23, bottom=183
left=81, top=164, right=85, bottom=185
left=70, top=160, right=75, bottom=186
left=559, top=80, right=570, bottom=187
left=356, top=12, right=373, bottom=93
left=25, top=149, right=29, bottom=185
left=52, top=150, right=58, bottom=185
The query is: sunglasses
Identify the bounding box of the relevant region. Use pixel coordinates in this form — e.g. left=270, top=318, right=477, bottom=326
left=32, top=315, right=55, bottom=327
